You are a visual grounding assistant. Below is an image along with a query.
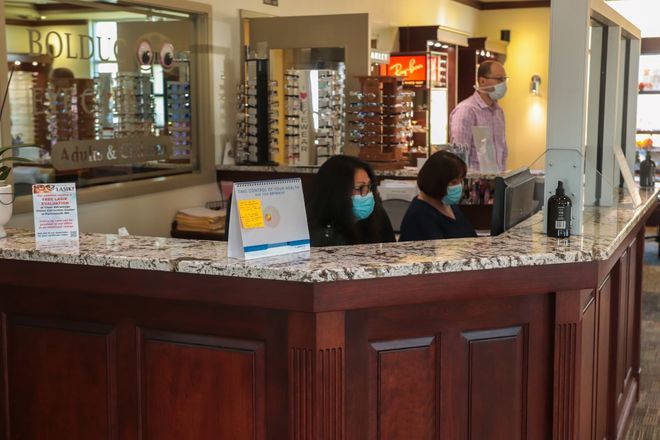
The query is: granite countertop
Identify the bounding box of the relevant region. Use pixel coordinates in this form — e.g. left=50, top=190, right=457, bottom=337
left=216, top=164, right=504, bottom=180
left=0, top=188, right=657, bottom=283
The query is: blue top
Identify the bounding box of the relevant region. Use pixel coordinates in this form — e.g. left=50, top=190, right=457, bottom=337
left=399, top=197, right=478, bottom=242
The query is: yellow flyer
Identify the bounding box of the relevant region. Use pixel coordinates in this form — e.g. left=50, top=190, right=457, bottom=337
left=237, top=199, right=265, bottom=229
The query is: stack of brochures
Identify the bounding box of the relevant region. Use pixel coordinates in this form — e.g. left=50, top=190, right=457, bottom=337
left=175, top=207, right=226, bottom=234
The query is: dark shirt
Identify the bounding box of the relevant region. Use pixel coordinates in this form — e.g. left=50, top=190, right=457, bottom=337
left=309, top=206, right=396, bottom=247
left=399, top=197, right=477, bottom=242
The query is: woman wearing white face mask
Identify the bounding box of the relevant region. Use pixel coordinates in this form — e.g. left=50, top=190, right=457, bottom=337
left=399, top=151, right=477, bottom=242
left=449, top=60, right=509, bottom=172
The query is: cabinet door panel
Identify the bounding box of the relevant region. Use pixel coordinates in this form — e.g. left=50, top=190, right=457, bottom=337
left=139, top=330, right=265, bottom=440
left=462, top=327, right=526, bottom=440
left=7, top=317, right=117, bottom=440
left=369, top=337, right=436, bottom=440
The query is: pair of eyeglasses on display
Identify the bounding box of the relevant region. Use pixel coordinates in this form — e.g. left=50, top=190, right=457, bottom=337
left=349, top=121, right=409, bottom=129
left=349, top=91, right=379, bottom=99
left=245, top=80, right=278, bottom=87
left=167, top=82, right=190, bottom=92
left=352, top=183, right=376, bottom=197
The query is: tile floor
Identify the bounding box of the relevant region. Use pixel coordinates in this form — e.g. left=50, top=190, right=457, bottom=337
left=625, top=239, right=660, bottom=439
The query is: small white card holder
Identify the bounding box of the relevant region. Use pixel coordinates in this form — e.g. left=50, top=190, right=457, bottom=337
left=32, top=182, right=80, bottom=244
left=228, top=178, right=311, bottom=260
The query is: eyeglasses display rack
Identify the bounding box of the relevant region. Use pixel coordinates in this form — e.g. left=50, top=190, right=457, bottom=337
left=166, top=81, right=192, bottom=157
left=284, top=68, right=345, bottom=166
left=44, top=79, right=80, bottom=146
left=349, top=76, right=414, bottom=170
left=236, top=59, right=279, bottom=164
left=316, top=68, right=345, bottom=165
left=113, top=73, right=155, bottom=138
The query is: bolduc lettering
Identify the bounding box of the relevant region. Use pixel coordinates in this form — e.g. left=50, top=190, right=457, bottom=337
left=65, top=33, right=78, bottom=59
left=45, top=31, right=63, bottom=58
left=79, top=34, right=94, bottom=60
left=114, top=38, right=126, bottom=60
left=27, top=29, right=42, bottom=56
left=27, top=30, right=129, bottom=62
left=97, top=36, right=110, bottom=62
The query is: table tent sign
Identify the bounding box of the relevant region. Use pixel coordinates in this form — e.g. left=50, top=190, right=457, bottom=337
left=32, top=183, right=80, bottom=245
left=228, top=178, right=310, bottom=260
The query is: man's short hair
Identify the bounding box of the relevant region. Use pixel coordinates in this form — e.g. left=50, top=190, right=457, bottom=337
left=477, top=60, right=497, bottom=80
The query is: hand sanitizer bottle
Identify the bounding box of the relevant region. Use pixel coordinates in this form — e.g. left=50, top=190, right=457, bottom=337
left=547, top=181, right=572, bottom=238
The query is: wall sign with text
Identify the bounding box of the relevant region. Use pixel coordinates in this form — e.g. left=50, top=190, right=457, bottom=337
left=388, top=55, right=427, bottom=86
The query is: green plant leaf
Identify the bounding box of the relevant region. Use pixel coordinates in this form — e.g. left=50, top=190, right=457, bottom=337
left=0, top=166, right=9, bottom=181
left=0, top=156, right=32, bottom=164
left=0, top=145, right=42, bottom=157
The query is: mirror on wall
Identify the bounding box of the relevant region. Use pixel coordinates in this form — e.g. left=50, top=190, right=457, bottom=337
left=4, top=0, right=204, bottom=195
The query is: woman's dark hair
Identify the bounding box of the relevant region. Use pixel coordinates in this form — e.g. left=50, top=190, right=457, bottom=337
left=306, top=155, right=385, bottom=244
left=417, top=151, right=467, bottom=200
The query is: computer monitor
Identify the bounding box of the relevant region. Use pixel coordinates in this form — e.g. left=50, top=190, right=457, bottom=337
left=490, top=168, right=543, bottom=236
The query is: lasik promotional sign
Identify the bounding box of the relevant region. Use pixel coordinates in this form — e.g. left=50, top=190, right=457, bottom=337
left=32, top=183, right=80, bottom=242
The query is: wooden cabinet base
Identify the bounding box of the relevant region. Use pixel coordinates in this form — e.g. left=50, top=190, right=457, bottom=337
left=0, top=220, right=649, bottom=439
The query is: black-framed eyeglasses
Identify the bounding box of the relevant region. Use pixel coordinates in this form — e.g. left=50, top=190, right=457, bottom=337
left=483, top=76, right=509, bottom=82
left=352, top=182, right=376, bottom=196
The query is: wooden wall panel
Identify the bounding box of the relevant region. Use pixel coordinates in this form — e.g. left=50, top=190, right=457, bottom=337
left=595, top=276, right=612, bottom=440
left=579, top=293, right=596, bottom=440
left=615, top=251, right=629, bottom=416
left=139, top=330, right=264, bottom=440
left=625, top=239, right=638, bottom=384
left=369, top=337, right=436, bottom=440
left=6, top=317, right=117, bottom=440
left=463, top=327, right=525, bottom=440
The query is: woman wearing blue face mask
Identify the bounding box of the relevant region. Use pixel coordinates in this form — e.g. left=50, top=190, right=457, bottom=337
left=399, top=151, right=477, bottom=242
left=306, top=155, right=395, bottom=247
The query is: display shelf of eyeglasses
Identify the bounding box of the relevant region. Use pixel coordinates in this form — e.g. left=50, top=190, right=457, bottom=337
left=9, top=71, right=37, bottom=145
left=348, top=76, right=414, bottom=170
left=43, top=80, right=79, bottom=145
left=113, top=73, right=155, bottom=138
left=316, top=69, right=345, bottom=164
left=166, top=81, right=192, bottom=157
left=283, top=71, right=304, bottom=166
left=235, top=80, right=279, bottom=164
left=94, top=74, right=114, bottom=139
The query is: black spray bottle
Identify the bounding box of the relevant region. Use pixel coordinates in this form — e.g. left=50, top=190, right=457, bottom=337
left=547, top=181, right=572, bottom=238
left=640, top=150, right=656, bottom=188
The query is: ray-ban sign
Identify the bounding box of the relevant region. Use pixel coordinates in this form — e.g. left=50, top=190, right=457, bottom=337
left=51, top=135, right=173, bottom=170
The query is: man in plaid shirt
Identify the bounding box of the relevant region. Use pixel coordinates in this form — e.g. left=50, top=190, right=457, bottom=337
left=449, top=60, right=508, bottom=172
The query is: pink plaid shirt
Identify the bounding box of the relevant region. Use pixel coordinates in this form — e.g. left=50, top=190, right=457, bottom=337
left=449, top=91, right=507, bottom=172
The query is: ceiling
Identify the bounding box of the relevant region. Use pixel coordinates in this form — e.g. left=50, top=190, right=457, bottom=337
left=605, top=0, right=660, bottom=37
left=453, top=0, right=549, bottom=10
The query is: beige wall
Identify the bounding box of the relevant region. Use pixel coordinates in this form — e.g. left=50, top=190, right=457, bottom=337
left=8, top=0, right=483, bottom=236
left=477, top=7, right=550, bottom=170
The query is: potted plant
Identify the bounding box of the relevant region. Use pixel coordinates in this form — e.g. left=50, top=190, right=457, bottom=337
left=0, top=146, right=33, bottom=238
